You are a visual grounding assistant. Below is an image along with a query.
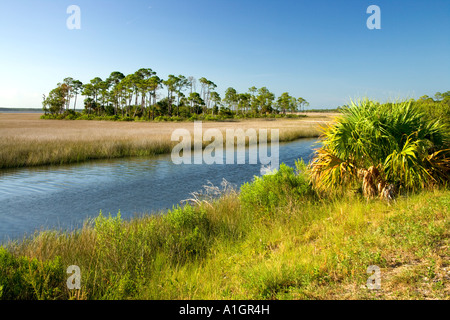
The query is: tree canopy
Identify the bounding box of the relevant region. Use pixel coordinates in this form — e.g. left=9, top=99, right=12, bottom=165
left=42, top=68, right=309, bottom=121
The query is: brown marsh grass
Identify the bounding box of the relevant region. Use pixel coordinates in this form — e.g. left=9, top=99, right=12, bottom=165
left=0, top=113, right=336, bottom=169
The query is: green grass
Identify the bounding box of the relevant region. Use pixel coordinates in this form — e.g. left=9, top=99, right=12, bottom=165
left=1, top=163, right=448, bottom=300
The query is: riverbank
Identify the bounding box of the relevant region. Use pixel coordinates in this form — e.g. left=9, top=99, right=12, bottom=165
left=0, top=138, right=318, bottom=242
left=1, top=168, right=448, bottom=299
left=0, top=113, right=336, bottom=169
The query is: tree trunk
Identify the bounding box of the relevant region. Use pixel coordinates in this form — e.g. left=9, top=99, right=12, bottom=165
left=73, top=93, right=78, bottom=111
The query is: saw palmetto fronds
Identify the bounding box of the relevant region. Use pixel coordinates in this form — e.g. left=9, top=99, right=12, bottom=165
left=310, top=99, right=449, bottom=198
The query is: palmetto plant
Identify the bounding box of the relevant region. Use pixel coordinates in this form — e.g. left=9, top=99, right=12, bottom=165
left=310, top=99, right=449, bottom=198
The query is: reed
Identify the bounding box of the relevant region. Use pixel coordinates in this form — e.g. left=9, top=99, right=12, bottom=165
left=2, top=180, right=448, bottom=300
left=0, top=113, right=328, bottom=169
left=4, top=108, right=447, bottom=300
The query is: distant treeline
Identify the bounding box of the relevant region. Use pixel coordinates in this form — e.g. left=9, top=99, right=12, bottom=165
left=411, top=91, right=450, bottom=123
left=41, top=68, right=310, bottom=121
left=303, top=108, right=341, bottom=113
left=335, top=91, right=450, bottom=124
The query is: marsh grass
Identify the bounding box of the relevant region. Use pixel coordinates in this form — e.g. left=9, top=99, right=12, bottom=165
left=0, top=114, right=323, bottom=169
left=2, top=111, right=447, bottom=300
left=2, top=165, right=448, bottom=300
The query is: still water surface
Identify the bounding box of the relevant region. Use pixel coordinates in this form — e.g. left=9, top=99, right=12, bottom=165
left=0, top=138, right=318, bottom=242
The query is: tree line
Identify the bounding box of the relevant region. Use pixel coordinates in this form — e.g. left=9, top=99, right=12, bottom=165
left=42, top=68, right=309, bottom=120
left=413, top=91, right=450, bottom=123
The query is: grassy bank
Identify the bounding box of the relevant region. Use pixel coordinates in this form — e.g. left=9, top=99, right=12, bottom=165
left=0, top=114, right=328, bottom=169
left=2, top=100, right=448, bottom=300
left=1, top=163, right=448, bottom=300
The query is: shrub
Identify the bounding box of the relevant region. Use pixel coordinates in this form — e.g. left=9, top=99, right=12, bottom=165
left=40, top=114, right=55, bottom=120
left=310, top=99, right=450, bottom=198
left=0, top=247, right=65, bottom=300
left=120, top=116, right=134, bottom=122
left=93, top=211, right=127, bottom=265
left=164, top=205, right=211, bottom=262
left=107, top=115, right=120, bottom=121
left=239, top=161, right=314, bottom=215
left=188, top=114, right=199, bottom=121
left=62, top=109, right=80, bottom=119
left=154, top=116, right=170, bottom=122
left=76, top=114, right=94, bottom=120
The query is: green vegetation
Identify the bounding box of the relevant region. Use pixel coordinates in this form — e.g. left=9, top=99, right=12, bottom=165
left=1, top=168, right=448, bottom=300
left=311, top=99, right=449, bottom=199
left=336, top=91, right=450, bottom=124
left=0, top=247, right=65, bottom=299
left=240, top=162, right=315, bottom=215
left=1, top=98, right=448, bottom=300
left=40, top=110, right=307, bottom=122
left=413, top=91, right=450, bottom=124
left=41, top=70, right=309, bottom=121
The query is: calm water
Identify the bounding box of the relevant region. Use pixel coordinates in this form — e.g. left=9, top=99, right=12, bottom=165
left=0, top=138, right=318, bottom=243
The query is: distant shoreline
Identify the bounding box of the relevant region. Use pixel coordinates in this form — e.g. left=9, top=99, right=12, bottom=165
left=0, top=108, right=339, bottom=114
left=0, top=108, right=43, bottom=113
left=0, top=108, right=82, bottom=113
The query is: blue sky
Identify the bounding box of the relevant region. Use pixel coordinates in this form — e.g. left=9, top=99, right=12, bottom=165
left=0, top=0, right=449, bottom=109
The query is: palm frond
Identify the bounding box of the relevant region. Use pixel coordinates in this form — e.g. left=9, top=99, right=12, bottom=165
left=309, top=99, right=449, bottom=198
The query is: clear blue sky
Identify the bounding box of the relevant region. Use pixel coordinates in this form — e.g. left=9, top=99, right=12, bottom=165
left=0, top=0, right=449, bottom=109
